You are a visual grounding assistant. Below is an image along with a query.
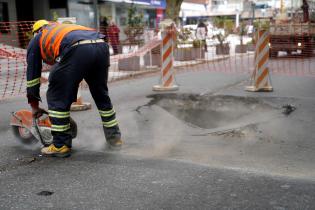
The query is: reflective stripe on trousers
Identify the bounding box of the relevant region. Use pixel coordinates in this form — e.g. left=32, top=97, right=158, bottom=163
left=99, top=108, right=118, bottom=128
left=48, top=109, right=71, bottom=132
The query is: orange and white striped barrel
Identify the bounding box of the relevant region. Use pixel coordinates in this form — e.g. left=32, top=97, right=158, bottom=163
left=246, top=30, right=273, bottom=92
left=153, top=26, right=179, bottom=91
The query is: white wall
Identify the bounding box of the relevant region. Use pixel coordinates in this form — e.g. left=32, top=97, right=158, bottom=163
left=255, top=0, right=302, bottom=9
left=210, top=0, right=243, bottom=15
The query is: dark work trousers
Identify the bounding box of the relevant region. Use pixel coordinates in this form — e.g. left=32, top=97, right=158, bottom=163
left=47, top=42, right=121, bottom=148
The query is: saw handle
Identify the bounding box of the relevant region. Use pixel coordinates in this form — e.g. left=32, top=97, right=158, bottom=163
left=32, top=110, right=49, bottom=145
left=32, top=108, right=48, bottom=119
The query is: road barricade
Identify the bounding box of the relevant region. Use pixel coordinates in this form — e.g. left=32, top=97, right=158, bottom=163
left=0, top=22, right=315, bottom=101
left=153, top=23, right=179, bottom=91
left=246, top=30, right=273, bottom=92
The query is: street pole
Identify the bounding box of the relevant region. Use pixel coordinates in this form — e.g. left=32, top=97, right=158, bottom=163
left=236, top=9, right=240, bottom=28
left=280, top=0, right=284, bottom=15
left=93, top=0, right=99, bottom=30
left=291, top=0, right=293, bottom=11
left=302, top=0, right=309, bottom=22
left=252, top=1, right=255, bottom=25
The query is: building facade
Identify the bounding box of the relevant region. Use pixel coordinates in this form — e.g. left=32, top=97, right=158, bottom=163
left=0, top=0, right=166, bottom=43
left=211, top=0, right=243, bottom=16
left=180, top=0, right=209, bottom=24
left=189, top=0, right=315, bottom=21
left=0, top=0, right=165, bottom=28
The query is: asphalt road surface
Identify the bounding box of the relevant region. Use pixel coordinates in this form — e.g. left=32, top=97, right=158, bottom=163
left=0, top=69, right=315, bottom=209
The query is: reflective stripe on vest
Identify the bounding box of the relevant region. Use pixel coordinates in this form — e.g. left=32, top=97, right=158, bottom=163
left=39, top=24, right=94, bottom=65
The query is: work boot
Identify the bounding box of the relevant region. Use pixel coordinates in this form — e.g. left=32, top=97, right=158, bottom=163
left=106, top=138, right=123, bottom=149
left=41, top=144, right=71, bottom=158
left=103, top=125, right=122, bottom=149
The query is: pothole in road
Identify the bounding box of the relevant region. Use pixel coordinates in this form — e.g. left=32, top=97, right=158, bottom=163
left=147, top=94, right=278, bottom=130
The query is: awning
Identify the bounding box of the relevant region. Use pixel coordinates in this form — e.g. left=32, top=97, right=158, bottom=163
left=103, top=0, right=166, bottom=9
left=135, top=0, right=166, bottom=8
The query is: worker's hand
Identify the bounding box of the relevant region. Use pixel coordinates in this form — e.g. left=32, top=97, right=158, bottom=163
left=32, top=107, right=47, bottom=119
left=29, top=100, right=46, bottom=118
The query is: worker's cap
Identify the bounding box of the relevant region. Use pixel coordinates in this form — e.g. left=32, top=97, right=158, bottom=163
left=32, top=20, right=49, bottom=33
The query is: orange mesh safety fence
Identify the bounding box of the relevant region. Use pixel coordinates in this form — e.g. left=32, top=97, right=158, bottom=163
left=171, top=23, right=315, bottom=77
left=1, top=22, right=315, bottom=100
left=0, top=21, right=33, bottom=100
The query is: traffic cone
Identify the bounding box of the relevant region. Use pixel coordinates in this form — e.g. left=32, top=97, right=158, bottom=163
left=70, top=85, right=91, bottom=111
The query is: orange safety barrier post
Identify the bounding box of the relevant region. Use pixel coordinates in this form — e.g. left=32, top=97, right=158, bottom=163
left=246, top=30, right=273, bottom=92
left=70, top=83, right=92, bottom=111
left=153, top=20, right=179, bottom=91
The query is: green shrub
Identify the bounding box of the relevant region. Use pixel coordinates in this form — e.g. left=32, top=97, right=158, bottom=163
left=213, top=17, right=235, bottom=46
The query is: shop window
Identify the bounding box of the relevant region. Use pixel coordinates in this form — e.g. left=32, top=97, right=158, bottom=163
left=68, top=0, right=94, bottom=27
left=0, top=2, right=9, bottom=33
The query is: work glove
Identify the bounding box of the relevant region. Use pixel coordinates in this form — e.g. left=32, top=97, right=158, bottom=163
left=32, top=107, right=47, bottom=119
left=29, top=100, right=47, bottom=118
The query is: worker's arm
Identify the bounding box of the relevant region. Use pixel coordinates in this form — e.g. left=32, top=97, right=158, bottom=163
left=26, top=34, right=43, bottom=115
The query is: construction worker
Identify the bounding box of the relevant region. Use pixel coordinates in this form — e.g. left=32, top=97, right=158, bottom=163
left=27, top=20, right=122, bottom=157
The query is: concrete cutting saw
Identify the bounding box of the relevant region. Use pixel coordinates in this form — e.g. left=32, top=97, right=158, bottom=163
left=10, top=109, right=77, bottom=146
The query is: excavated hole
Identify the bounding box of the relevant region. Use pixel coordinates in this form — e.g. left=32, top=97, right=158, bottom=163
left=147, top=94, right=278, bottom=129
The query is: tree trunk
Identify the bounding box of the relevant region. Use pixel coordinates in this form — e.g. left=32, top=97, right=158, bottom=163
left=165, top=0, right=184, bottom=21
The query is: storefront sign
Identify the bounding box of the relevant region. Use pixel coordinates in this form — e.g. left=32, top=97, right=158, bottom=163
left=156, top=8, right=164, bottom=29
left=105, top=0, right=166, bottom=9
left=134, top=0, right=166, bottom=9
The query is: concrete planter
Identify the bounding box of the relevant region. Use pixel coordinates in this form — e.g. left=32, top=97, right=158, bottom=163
left=247, top=44, right=255, bottom=52
left=144, top=53, right=161, bottom=67
left=215, top=44, right=230, bottom=55
left=174, top=47, right=205, bottom=61
left=174, top=48, right=192, bottom=61
left=118, top=56, right=140, bottom=71
left=235, top=44, right=248, bottom=53
left=144, top=45, right=161, bottom=67
left=193, top=47, right=205, bottom=59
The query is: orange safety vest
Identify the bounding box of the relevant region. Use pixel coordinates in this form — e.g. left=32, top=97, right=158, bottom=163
left=39, top=24, right=94, bottom=65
